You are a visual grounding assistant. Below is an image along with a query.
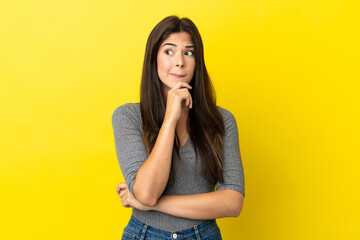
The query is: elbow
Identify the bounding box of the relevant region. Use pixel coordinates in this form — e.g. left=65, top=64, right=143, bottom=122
left=232, top=203, right=243, bottom=217
left=133, top=188, right=158, bottom=207
left=230, top=192, right=245, bottom=217
left=136, top=195, right=158, bottom=207
left=133, top=181, right=161, bottom=207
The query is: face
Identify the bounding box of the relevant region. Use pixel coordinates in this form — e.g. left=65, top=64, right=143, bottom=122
left=157, top=32, right=195, bottom=93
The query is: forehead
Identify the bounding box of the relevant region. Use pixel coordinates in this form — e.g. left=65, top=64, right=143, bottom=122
left=162, top=32, right=193, bottom=45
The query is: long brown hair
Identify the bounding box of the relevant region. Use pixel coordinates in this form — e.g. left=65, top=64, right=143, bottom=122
left=140, top=15, right=225, bottom=184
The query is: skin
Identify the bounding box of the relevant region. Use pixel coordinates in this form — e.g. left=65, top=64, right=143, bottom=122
left=117, top=182, right=244, bottom=220
left=158, top=32, right=195, bottom=146
left=116, top=32, right=244, bottom=219
left=157, top=32, right=195, bottom=100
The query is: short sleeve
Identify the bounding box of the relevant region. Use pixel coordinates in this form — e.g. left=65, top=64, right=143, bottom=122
left=216, top=108, right=245, bottom=197
left=112, top=103, right=148, bottom=193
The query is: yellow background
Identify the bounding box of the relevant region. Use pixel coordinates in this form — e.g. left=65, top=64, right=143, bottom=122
left=1, top=0, right=359, bottom=239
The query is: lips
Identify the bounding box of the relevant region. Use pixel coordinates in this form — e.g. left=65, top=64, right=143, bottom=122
left=170, top=73, right=185, bottom=78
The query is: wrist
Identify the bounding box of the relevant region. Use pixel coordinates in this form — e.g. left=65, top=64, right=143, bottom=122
left=162, top=118, right=177, bottom=129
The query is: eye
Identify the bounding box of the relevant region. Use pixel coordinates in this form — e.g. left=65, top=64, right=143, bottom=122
left=185, top=51, right=194, bottom=56
left=165, top=50, right=173, bottom=55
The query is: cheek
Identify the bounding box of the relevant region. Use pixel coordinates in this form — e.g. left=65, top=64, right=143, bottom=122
left=157, top=55, right=170, bottom=73
left=188, top=60, right=196, bottom=75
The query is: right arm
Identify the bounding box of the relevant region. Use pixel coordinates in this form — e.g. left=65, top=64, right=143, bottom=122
left=112, top=82, right=192, bottom=206
left=132, top=119, right=176, bottom=206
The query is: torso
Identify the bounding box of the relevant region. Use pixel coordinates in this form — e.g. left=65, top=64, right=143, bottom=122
left=112, top=102, right=245, bottom=232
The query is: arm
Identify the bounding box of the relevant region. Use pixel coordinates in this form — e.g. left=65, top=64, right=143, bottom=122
left=133, top=82, right=193, bottom=206
left=117, top=183, right=244, bottom=219
left=112, top=82, right=193, bottom=206
left=112, top=105, right=174, bottom=206
left=153, top=108, right=246, bottom=219
left=153, top=190, right=244, bottom=219
left=132, top=121, right=175, bottom=206
left=116, top=107, right=245, bottom=217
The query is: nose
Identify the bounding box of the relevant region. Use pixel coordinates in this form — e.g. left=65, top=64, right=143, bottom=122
left=175, top=53, right=185, bottom=68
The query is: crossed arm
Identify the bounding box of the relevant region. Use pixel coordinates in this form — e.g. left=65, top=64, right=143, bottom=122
left=116, top=182, right=244, bottom=220
left=113, top=116, right=244, bottom=219
left=112, top=87, right=244, bottom=220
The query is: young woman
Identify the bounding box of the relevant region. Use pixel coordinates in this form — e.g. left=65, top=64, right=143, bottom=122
left=112, top=15, right=245, bottom=240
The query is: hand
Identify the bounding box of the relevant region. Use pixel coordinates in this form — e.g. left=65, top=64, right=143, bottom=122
left=164, top=82, right=192, bottom=125
left=116, top=182, right=152, bottom=211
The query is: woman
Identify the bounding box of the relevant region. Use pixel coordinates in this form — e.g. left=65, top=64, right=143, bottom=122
left=112, top=15, right=245, bottom=240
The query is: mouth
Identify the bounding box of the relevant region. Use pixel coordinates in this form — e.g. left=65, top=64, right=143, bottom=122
left=170, top=73, right=186, bottom=78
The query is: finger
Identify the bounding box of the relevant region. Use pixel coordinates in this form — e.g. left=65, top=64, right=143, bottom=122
left=179, top=81, right=192, bottom=88
left=121, top=197, right=132, bottom=208
left=121, top=197, right=127, bottom=206
left=120, top=191, right=130, bottom=201
left=171, top=82, right=182, bottom=90
left=189, top=94, right=193, bottom=109
left=122, top=201, right=131, bottom=208
left=181, top=92, right=192, bottom=108
left=123, top=203, right=132, bottom=208
left=116, top=182, right=128, bottom=194
left=175, top=89, right=192, bottom=98
left=168, top=89, right=192, bottom=108
left=188, top=93, right=193, bottom=108
left=172, top=82, right=192, bottom=90
left=169, top=91, right=190, bottom=103
left=180, top=92, right=192, bottom=108
left=170, top=89, right=191, bottom=98
left=119, top=190, right=127, bottom=198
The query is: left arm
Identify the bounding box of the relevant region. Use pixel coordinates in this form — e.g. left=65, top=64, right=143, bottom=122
left=153, top=189, right=244, bottom=219
left=155, top=109, right=246, bottom=220
left=116, top=183, right=244, bottom=219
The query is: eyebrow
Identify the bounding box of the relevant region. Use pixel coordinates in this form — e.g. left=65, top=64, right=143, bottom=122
left=162, top=43, right=194, bottom=48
